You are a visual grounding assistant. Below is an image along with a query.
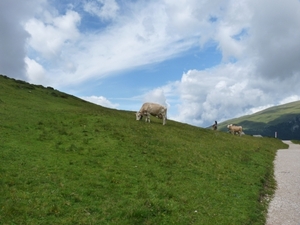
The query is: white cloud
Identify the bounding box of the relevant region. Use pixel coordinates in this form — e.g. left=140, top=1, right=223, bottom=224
left=24, top=0, right=207, bottom=87
left=246, top=104, right=274, bottom=115
left=83, top=0, right=119, bottom=20
left=279, top=96, right=300, bottom=105
left=25, top=10, right=81, bottom=59
left=158, top=0, right=300, bottom=126
left=0, top=0, right=46, bottom=79
left=246, top=0, right=300, bottom=80
left=81, top=95, right=119, bottom=109
left=143, top=88, right=168, bottom=108
left=25, top=57, right=49, bottom=84
left=167, top=58, right=300, bottom=126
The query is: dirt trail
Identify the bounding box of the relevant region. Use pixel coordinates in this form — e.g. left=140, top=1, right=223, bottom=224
left=266, top=140, right=300, bottom=225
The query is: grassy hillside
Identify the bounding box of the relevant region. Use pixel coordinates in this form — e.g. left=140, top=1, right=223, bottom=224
left=0, top=75, right=287, bottom=225
left=218, top=101, right=300, bottom=140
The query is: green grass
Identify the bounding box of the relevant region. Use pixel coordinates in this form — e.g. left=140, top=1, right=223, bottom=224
left=0, top=75, right=288, bottom=224
left=219, top=101, right=300, bottom=126
left=291, top=140, right=300, bottom=144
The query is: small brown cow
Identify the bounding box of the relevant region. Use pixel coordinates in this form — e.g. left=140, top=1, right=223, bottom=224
left=227, top=124, right=243, bottom=136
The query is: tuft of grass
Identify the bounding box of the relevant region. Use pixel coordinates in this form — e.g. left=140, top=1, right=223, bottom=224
left=0, top=75, right=288, bottom=224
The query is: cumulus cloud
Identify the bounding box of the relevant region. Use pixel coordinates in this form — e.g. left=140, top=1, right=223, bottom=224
left=25, top=57, right=48, bottom=84
left=246, top=0, right=300, bottom=80
left=23, top=0, right=208, bottom=87
left=83, top=0, right=119, bottom=21
left=143, top=88, right=168, bottom=108
left=169, top=58, right=300, bottom=126
left=157, top=0, right=300, bottom=126
left=16, top=1, right=216, bottom=90
left=279, top=95, right=300, bottom=105
left=0, top=0, right=45, bottom=79
left=25, top=10, right=81, bottom=59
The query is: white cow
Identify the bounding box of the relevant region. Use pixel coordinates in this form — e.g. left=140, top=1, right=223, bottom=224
left=227, top=124, right=243, bottom=136
left=136, top=102, right=167, bottom=125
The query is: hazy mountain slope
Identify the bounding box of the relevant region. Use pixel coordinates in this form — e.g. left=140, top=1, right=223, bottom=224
left=218, top=101, right=300, bottom=140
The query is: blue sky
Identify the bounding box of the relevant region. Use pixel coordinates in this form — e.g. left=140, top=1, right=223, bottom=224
left=1, top=0, right=300, bottom=127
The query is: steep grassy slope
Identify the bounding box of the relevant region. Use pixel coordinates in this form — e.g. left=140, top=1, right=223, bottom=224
left=218, top=101, right=300, bottom=140
left=0, top=75, right=287, bottom=224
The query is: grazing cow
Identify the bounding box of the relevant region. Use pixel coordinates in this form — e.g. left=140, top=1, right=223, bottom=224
left=227, top=124, right=243, bottom=136
left=136, top=102, right=167, bottom=125
left=212, top=121, right=218, bottom=130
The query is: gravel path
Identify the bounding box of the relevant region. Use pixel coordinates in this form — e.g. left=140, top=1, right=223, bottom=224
left=266, top=140, right=300, bottom=225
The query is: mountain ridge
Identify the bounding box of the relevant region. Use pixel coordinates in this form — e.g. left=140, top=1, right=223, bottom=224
left=218, top=101, right=300, bottom=140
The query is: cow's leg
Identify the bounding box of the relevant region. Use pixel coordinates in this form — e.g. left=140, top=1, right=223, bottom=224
left=143, top=111, right=148, bottom=122
left=146, top=112, right=150, bottom=123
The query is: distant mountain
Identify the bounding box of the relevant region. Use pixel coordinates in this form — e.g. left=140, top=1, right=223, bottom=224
left=217, top=101, right=300, bottom=140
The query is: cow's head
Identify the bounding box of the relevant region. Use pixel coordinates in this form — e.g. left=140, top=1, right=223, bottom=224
left=136, top=112, right=143, bottom=120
